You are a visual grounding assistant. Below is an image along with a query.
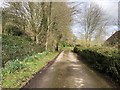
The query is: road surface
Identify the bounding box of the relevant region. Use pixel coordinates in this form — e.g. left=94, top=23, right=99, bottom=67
left=23, top=50, right=118, bottom=88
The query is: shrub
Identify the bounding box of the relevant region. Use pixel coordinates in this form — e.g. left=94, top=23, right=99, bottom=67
left=2, top=59, right=26, bottom=76
left=74, top=45, right=120, bottom=84
left=2, top=51, right=51, bottom=77
left=2, top=35, right=44, bottom=66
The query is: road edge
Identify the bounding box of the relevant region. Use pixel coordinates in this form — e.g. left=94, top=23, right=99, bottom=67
left=21, top=51, right=63, bottom=89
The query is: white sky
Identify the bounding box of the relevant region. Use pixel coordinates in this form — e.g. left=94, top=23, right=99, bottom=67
left=0, top=0, right=4, bottom=8
left=90, top=0, right=118, bottom=19
left=0, top=1, right=2, bottom=5
left=70, top=0, right=119, bottom=40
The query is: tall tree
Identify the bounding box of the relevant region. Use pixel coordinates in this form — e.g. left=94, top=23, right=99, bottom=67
left=77, top=2, right=108, bottom=45
left=2, top=2, right=73, bottom=51
left=45, top=2, right=52, bottom=51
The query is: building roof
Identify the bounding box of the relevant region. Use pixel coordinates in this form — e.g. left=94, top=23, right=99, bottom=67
left=105, top=30, right=120, bottom=47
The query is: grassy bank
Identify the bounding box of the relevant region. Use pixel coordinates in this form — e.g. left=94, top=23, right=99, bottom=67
left=2, top=35, right=45, bottom=65
left=74, top=45, right=120, bottom=84
left=2, top=51, right=58, bottom=88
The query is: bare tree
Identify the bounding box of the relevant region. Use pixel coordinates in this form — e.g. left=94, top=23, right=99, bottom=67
left=78, top=2, right=108, bottom=45
left=2, top=2, right=73, bottom=51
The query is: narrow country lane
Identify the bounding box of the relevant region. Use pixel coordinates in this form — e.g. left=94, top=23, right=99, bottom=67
left=23, top=50, right=118, bottom=88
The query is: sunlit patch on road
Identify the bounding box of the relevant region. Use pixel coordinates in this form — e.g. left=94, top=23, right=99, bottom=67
left=72, top=67, right=79, bottom=70
left=74, top=78, right=84, bottom=87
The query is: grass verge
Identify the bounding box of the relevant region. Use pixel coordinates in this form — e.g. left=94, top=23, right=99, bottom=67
left=2, top=51, right=58, bottom=88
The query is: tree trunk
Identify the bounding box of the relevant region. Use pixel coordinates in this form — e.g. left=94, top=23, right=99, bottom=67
left=34, top=35, right=39, bottom=44
left=45, top=33, right=48, bottom=50
left=85, top=34, right=88, bottom=46
left=36, top=35, right=39, bottom=44
left=45, top=2, right=52, bottom=51
left=55, top=42, right=59, bottom=51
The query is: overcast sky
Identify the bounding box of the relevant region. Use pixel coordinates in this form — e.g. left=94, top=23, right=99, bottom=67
left=69, top=0, right=119, bottom=40
left=0, top=1, right=2, bottom=5
left=90, top=0, right=118, bottom=19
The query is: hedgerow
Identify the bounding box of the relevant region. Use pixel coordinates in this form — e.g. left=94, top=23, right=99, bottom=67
left=74, top=45, right=120, bottom=84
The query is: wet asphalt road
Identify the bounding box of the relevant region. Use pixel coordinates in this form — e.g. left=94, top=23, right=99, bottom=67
left=23, top=50, right=118, bottom=88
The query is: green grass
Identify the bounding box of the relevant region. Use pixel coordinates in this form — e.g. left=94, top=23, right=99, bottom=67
left=61, top=46, right=74, bottom=51
left=2, top=51, right=58, bottom=88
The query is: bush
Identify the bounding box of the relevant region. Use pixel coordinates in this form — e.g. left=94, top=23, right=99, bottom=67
left=74, top=45, right=120, bottom=84
left=2, top=59, right=26, bottom=76
left=2, top=35, right=44, bottom=66
left=2, top=51, right=50, bottom=77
